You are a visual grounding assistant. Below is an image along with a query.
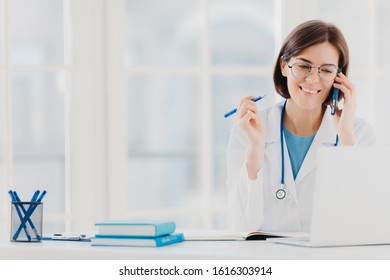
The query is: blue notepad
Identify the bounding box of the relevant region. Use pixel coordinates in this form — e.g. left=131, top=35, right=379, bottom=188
left=91, top=233, right=184, bottom=247
left=94, top=219, right=176, bottom=237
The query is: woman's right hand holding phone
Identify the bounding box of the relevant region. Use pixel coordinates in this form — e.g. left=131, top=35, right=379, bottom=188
left=236, top=96, right=266, bottom=180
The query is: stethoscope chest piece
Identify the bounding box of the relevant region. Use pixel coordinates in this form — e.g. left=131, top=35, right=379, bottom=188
left=276, top=185, right=287, bottom=200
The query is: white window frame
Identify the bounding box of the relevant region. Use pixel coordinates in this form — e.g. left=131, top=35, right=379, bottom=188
left=68, top=0, right=110, bottom=230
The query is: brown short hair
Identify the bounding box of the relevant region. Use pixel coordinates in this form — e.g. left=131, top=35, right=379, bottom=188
left=273, top=20, right=349, bottom=101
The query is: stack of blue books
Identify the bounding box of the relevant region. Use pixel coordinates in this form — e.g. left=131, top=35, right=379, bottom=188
left=91, top=219, right=184, bottom=247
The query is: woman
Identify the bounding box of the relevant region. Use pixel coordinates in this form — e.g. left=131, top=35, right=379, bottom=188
left=226, top=20, right=375, bottom=233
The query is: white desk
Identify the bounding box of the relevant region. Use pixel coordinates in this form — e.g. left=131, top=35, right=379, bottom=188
left=2, top=239, right=390, bottom=260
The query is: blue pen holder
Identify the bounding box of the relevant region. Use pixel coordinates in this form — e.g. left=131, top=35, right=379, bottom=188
left=11, top=201, right=43, bottom=242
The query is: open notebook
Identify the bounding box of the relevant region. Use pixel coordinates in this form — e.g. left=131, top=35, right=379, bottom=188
left=180, top=228, right=308, bottom=241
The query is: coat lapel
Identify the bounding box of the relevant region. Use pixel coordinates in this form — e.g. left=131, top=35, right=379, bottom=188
left=295, top=106, right=338, bottom=184
left=263, top=103, right=282, bottom=177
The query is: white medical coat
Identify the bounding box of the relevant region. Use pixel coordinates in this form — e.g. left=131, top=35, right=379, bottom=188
left=226, top=101, right=375, bottom=232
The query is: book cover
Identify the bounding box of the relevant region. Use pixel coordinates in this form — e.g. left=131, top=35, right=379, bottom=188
left=91, top=233, right=184, bottom=247
left=94, top=220, right=176, bottom=237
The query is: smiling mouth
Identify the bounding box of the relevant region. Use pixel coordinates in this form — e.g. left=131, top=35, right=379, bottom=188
left=300, top=86, right=321, bottom=95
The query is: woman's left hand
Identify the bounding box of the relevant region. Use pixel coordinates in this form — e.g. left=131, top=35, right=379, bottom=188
left=332, top=72, right=356, bottom=145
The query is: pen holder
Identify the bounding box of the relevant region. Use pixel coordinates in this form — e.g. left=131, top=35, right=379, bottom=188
left=11, top=201, right=43, bottom=242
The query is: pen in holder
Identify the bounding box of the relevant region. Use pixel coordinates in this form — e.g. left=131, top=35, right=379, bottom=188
left=9, top=190, right=46, bottom=242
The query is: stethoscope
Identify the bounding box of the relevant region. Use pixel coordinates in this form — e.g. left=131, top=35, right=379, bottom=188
left=275, top=100, right=339, bottom=200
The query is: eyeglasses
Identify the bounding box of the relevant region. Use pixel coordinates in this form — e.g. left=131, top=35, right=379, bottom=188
left=286, top=62, right=341, bottom=82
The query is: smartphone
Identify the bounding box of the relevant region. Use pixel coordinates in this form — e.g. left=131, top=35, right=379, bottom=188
left=330, top=69, right=343, bottom=116
left=330, top=85, right=339, bottom=115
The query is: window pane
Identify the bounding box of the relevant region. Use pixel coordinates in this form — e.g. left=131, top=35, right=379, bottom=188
left=127, top=74, right=199, bottom=153
left=0, top=0, right=4, bottom=62
left=127, top=158, right=197, bottom=209
left=210, top=0, right=275, bottom=66
left=10, top=0, right=64, bottom=64
left=126, top=0, right=201, bottom=67
left=0, top=42, right=5, bottom=237
left=126, top=73, right=200, bottom=209
left=0, top=0, right=5, bottom=171
left=317, top=0, right=368, bottom=69
left=12, top=72, right=65, bottom=213
left=376, top=0, right=390, bottom=69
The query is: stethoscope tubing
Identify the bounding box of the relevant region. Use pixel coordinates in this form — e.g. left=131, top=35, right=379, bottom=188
left=276, top=100, right=338, bottom=200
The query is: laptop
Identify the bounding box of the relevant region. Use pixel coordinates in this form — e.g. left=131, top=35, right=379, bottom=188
left=273, top=147, right=390, bottom=247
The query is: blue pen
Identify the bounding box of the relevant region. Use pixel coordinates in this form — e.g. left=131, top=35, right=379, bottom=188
left=30, top=190, right=40, bottom=202
left=224, top=95, right=266, bottom=118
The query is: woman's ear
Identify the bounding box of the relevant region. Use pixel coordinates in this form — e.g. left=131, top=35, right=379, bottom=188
left=280, top=56, right=288, bottom=77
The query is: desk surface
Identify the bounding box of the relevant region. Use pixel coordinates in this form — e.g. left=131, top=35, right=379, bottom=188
left=2, top=239, right=390, bottom=260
